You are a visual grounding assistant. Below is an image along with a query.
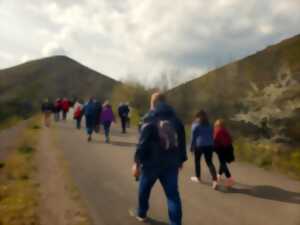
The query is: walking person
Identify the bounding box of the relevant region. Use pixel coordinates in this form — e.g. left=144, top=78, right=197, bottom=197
left=94, top=99, right=102, bottom=133
left=84, top=98, right=96, bottom=142
left=190, top=110, right=218, bottom=189
left=131, top=92, right=187, bottom=225
left=125, top=102, right=131, bottom=128
left=100, top=101, right=115, bottom=143
left=53, top=98, right=61, bottom=121
left=41, top=98, right=54, bottom=127
left=73, top=101, right=84, bottom=129
left=214, top=119, right=235, bottom=187
left=61, top=97, right=70, bottom=120
left=118, top=102, right=130, bottom=133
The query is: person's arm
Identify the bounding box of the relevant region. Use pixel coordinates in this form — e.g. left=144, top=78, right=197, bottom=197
left=214, top=129, right=223, bottom=147
left=177, top=120, right=187, bottom=165
left=134, top=123, right=153, bottom=164
left=190, top=124, right=197, bottom=152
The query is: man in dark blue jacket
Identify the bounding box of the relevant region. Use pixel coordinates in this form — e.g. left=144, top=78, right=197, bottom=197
left=131, top=93, right=187, bottom=225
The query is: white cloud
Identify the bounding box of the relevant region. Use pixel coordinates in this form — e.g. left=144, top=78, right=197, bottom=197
left=0, top=0, right=299, bottom=86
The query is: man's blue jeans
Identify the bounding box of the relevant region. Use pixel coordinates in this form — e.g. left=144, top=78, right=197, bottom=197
left=138, top=166, right=182, bottom=225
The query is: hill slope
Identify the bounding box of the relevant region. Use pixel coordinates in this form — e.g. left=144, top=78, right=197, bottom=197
left=167, top=34, right=300, bottom=141
left=0, top=56, right=120, bottom=120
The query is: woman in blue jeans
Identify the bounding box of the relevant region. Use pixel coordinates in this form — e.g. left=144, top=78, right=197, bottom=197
left=190, top=110, right=218, bottom=189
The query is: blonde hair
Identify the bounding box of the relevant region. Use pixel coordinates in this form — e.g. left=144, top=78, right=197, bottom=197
left=103, top=100, right=110, bottom=106
left=214, top=119, right=225, bottom=128
left=150, top=92, right=165, bottom=110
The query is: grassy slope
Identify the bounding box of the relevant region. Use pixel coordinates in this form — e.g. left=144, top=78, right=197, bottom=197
left=167, top=34, right=300, bottom=122
left=166, top=34, right=300, bottom=179
left=0, top=56, right=120, bottom=122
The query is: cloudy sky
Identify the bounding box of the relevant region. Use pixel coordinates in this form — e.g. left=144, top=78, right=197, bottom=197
left=0, top=0, right=299, bottom=86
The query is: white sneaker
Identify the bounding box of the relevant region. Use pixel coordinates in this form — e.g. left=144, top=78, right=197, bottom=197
left=190, top=176, right=200, bottom=183
left=129, top=209, right=147, bottom=222
left=212, top=181, right=218, bottom=190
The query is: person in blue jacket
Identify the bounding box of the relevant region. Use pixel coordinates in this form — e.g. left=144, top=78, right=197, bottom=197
left=83, top=98, right=96, bottom=142
left=190, top=110, right=218, bottom=189
left=131, top=92, right=187, bottom=225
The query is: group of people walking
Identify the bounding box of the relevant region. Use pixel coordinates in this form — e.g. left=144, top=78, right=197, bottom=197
left=131, top=92, right=234, bottom=225
left=42, top=92, right=235, bottom=225
left=41, top=97, right=72, bottom=127
left=74, top=99, right=131, bottom=143
left=77, top=98, right=116, bottom=143
left=42, top=97, right=131, bottom=143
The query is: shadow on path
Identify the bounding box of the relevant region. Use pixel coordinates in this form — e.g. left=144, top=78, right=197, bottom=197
left=220, top=184, right=300, bottom=204
left=145, top=218, right=169, bottom=225
left=111, top=141, right=137, bottom=148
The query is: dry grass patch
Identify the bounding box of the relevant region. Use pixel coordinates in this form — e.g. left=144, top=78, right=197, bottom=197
left=0, top=117, right=41, bottom=225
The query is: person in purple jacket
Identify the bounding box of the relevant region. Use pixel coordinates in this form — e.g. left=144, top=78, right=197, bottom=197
left=100, top=101, right=115, bottom=143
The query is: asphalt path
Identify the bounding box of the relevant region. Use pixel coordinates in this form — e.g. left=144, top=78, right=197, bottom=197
left=51, top=120, right=300, bottom=225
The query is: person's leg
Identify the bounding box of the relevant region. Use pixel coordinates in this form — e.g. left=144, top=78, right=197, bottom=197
left=86, top=127, right=92, bottom=141
left=216, top=151, right=224, bottom=176
left=218, top=151, right=232, bottom=178
left=194, top=150, right=202, bottom=179
left=159, top=168, right=182, bottom=225
left=121, top=117, right=126, bottom=133
left=78, top=117, right=82, bottom=129
left=203, top=148, right=217, bottom=181
left=103, top=122, right=110, bottom=142
left=76, top=119, right=80, bottom=129
left=138, top=168, right=157, bottom=218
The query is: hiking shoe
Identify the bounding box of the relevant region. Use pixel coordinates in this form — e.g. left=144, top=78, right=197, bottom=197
left=212, top=181, right=218, bottom=190
left=190, top=176, right=200, bottom=183
left=129, top=209, right=147, bottom=222
left=225, top=177, right=235, bottom=188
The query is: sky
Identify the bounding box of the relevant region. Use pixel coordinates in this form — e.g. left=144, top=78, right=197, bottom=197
left=0, top=0, right=300, bottom=87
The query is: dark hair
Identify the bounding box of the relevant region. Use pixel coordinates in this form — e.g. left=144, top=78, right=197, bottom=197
left=195, top=110, right=209, bottom=125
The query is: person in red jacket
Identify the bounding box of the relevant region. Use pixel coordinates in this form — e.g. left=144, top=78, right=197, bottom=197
left=213, top=119, right=234, bottom=187
left=73, top=101, right=83, bottom=129
left=61, top=98, right=70, bottom=120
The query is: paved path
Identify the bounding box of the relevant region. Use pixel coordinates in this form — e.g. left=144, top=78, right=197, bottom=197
left=51, top=120, right=300, bottom=225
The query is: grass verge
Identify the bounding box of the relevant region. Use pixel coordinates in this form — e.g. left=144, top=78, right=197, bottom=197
left=0, top=117, right=41, bottom=225
left=235, top=138, right=300, bottom=180
left=0, top=116, right=22, bottom=131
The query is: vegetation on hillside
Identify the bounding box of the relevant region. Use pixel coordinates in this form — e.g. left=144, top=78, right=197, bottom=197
left=165, top=34, right=300, bottom=179
left=233, top=67, right=300, bottom=142
left=0, top=56, right=120, bottom=124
